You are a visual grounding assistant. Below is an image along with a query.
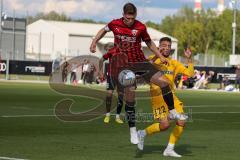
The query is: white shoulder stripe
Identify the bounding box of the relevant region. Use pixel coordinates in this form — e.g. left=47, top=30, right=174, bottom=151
left=104, top=25, right=110, bottom=32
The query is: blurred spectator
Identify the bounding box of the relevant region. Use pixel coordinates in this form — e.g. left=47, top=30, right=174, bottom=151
left=81, top=59, right=87, bottom=80
left=218, top=75, right=231, bottom=90
left=188, top=77, right=195, bottom=88
left=203, top=71, right=215, bottom=89
left=88, top=64, right=96, bottom=84
left=62, top=58, right=69, bottom=83
left=177, top=70, right=198, bottom=89
left=175, top=74, right=182, bottom=89
left=193, top=71, right=206, bottom=89
left=193, top=70, right=201, bottom=81
left=82, top=59, right=90, bottom=84
left=70, top=63, right=78, bottom=85
left=95, top=76, right=105, bottom=85
left=235, top=65, right=240, bottom=91
left=52, top=58, right=61, bottom=73
left=182, top=74, right=188, bottom=85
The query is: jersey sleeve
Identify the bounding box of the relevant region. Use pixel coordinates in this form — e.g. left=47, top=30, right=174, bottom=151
left=104, top=20, right=114, bottom=32
left=147, top=54, right=155, bottom=61
left=174, top=61, right=194, bottom=77
left=148, top=54, right=167, bottom=71
left=148, top=54, right=161, bottom=65
left=103, top=52, right=111, bottom=60
left=141, top=26, right=151, bottom=42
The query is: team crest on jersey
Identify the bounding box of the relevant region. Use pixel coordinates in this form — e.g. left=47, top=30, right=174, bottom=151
left=131, top=29, right=138, bottom=36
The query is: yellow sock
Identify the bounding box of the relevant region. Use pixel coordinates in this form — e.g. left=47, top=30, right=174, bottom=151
left=169, top=125, right=184, bottom=145
left=145, top=123, right=160, bottom=135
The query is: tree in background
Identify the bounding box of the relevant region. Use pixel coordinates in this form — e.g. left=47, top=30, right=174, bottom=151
left=27, top=11, right=71, bottom=24
left=153, top=7, right=240, bottom=57
left=27, top=11, right=105, bottom=25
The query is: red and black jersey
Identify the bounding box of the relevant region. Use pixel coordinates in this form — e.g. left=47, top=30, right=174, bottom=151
left=102, top=47, right=116, bottom=76
left=103, top=47, right=117, bottom=63
left=103, top=47, right=128, bottom=77
left=105, top=18, right=151, bottom=63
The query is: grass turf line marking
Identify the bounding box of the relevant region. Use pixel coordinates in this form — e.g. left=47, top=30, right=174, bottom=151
left=1, top=115, right=54, bottom=118
left=1, top=111, right=240, bottom=118
left=185, top=105, right=240, bottom=108
left=193, top=112, right=240, bottom=114
left=0, top=156, right=28, bottom=160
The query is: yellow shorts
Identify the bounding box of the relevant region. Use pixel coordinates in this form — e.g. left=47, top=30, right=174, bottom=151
left=151, top=93, right=184, bottom=120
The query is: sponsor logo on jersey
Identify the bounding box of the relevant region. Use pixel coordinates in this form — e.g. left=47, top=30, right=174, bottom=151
left=116, top=35, right=136, bottom=43
left=162, top=71, right=174, bottom=75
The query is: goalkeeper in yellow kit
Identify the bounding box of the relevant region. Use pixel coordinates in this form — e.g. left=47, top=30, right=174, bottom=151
left=137, top=37, right=194, bottom=158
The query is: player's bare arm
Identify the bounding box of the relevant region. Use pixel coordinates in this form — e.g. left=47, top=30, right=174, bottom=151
left=145, top=40, right=169, bottom=64
left=90, top=28, right=107, bottom=53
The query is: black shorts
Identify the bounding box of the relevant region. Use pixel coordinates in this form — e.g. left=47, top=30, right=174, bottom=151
left=106, top=75, right=124, bottom=91
left=108, top=60, right=161, bottom=90
left=106, top=75, right=115, bottom=90
left=120, top=61, right=161, bottom=83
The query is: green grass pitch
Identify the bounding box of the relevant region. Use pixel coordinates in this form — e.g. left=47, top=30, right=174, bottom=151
left=0, top=82, right=240, bottom=160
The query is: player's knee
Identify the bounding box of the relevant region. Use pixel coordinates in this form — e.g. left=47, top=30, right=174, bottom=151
left=125, top=85, right=135, bottom=90
left=150, top=84, right=161, bottom=97
left=176, top=120, right=185, bottom=127
left=125, top=101, right=135, bottom=111
left=130, top=86, right=136, bottom=90
left=126, top=96, right=134, bottom=102
left=107, top=90, right=113, bottom=97
left=160, top=121, right=170, bottom=131
left=125, top=90, right=135, bottom=102
left=158, top=76, right=170, bottom=88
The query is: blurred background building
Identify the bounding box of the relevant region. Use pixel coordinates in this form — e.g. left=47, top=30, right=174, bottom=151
left=26, top=19, right=178, bottom=61
left=0, top=17, right=26, bottom=60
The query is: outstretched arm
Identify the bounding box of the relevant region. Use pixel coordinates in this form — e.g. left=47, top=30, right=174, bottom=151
left=176, top=48, right=194, bottom=77
left=90, top=28, right=107, bottom=53
left=145, top=40, right=169, bottom=64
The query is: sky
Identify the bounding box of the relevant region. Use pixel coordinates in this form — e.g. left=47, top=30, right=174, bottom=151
left=2, top=0, right=231, bottom=23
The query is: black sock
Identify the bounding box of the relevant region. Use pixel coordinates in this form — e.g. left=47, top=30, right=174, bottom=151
left=125, top=101, right=136, bottom=128
left=116, top=94, right=123, bottom=115
left=106, top=96, right=112, bottom=113
left=161, top=86, right=174, bottom=110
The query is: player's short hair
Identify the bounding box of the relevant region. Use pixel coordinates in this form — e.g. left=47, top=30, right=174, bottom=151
left=123, top=3, right=137, bottom=15
left=159, top=37, right=172, bottom=44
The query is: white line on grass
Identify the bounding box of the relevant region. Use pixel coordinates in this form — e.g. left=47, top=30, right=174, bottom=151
left=193, top=112, right=240, bottom=114
left=1, top=111, right=240, bottom=118
left=3, top=104, right=240, bottom=111
left=185, top=105, right=240, bottom=108
left=1, top=106, right=54, bottom=111
left=1, top=115, right=54, bottom=118
left=0, top=156, right=28, bottom=160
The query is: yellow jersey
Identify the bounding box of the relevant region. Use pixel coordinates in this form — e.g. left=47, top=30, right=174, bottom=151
left=148, top=54, right=194, bottom=89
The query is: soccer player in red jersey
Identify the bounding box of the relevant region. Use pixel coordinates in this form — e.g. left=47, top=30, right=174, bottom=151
left=90, top=3, right=186, bottom=144
left=99, top=45, right=124, bottom=124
